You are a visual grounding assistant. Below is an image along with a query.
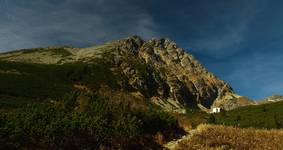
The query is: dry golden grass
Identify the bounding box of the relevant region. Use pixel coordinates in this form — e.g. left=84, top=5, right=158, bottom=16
left=176, top=124, right=283, bottom=150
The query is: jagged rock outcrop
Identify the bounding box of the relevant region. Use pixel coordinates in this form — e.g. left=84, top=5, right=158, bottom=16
left=257, top=95, right=283, bottom=105
left=0, top=35, right=252, bottom=112
left=264, top=95, right=283, bottom=102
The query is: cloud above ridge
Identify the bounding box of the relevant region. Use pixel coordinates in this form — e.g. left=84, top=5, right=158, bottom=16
left=0, top=0, right=159, bottom=52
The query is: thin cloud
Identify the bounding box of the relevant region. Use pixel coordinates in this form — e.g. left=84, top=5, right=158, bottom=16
left=0, top=0, right=159, bottom=52
left=188, top=0, right=266, bottom=58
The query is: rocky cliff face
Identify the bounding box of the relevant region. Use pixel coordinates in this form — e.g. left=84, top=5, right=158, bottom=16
left=0, top=35, right=253, bottom=112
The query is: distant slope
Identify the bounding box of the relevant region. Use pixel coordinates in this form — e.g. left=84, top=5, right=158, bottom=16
left=0, top=46, right=76, bottom=64
left=257, top=95, right=283, bottom=104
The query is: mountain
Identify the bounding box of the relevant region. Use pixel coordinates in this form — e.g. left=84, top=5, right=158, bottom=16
left=264, top=95, right=283, bottom=102
left=0, top=35, right=253, bottom=112
left=257, top=95, right=283, bottom=104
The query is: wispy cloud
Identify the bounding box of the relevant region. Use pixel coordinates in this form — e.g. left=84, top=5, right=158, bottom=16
left=188, top=0, right=266, bottom=58
left=0, top=0, right=159, bottom=52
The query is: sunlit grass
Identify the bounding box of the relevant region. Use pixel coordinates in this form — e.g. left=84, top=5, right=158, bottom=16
left=177, top=124, right=283, bottom=150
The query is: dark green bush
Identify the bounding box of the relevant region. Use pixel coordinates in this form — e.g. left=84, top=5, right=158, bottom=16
left=134, top=107, right=177, bottom=133
left=208, top=114, right=216, bottom=124
left=0, top=93, right=178, bottom=149
left=0, top=98, right=141, bottom=149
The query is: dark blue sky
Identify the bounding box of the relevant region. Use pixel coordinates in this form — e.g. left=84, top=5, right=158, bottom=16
left=0, top=0, right=283, bottom=100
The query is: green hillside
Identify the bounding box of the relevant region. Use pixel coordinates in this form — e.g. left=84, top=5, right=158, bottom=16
left=212, top=101, right=283, bottom=129
left=0, top=50, right=185, bottom=149
left=0, top=59, right=123, bottom=109
left=1, top=36, right=282, bottom=149
left=0, top=59, right=184, bottom=149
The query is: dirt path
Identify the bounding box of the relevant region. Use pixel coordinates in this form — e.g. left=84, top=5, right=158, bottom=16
left=163, top=129, right=198, bottom=150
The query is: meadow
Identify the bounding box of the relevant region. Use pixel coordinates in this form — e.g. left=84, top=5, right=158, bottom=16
left=212, top=101, right=283, bottom=129
left=176, top=124, right=283, bottom=150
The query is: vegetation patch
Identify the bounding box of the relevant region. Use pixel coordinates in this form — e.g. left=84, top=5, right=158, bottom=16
left=176, top=124, right=283, bottom=150
left=212, top=101, right=283, bottom=129
left=0, top=92, right=183, bottom=149
left=0, top=60, right=124, bottom=109
left=21, top=48, right=43, bottom=54
left=48, top=48, right=73, bottom=57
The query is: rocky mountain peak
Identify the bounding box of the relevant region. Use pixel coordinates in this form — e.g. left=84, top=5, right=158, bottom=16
left=105, top=36, right=252, bottom=111
left=0, top=35, right=253, bottom=112
left=119, top=35, right=144, bottom=52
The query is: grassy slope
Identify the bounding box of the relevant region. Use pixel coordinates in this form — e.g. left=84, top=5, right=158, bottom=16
left=0, top=61, right=71, bottom=109
left=166, top=103, right=283, bottom=150
left=174, top=101, right=283, bottom=130
left=212, top=101, right=283, bottom=129
left=0, top=51, right=186, bottom=149
left=0, top=59, right=122, bottom=110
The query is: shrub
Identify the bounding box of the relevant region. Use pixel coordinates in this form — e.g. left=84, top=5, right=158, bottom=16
left=0, top=93, right=179, bottom=149
left=0, top=100, right=141, bottom=149
left=208, top=114, right=216, bottom=124
left=134, top=107, right=177, bottom=133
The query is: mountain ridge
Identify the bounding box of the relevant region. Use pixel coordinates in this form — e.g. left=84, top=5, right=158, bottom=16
left=0, top=35, right=254, bottom=112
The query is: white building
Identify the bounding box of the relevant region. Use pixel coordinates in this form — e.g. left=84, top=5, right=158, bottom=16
left=212, top=107, right=221, bottom=113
